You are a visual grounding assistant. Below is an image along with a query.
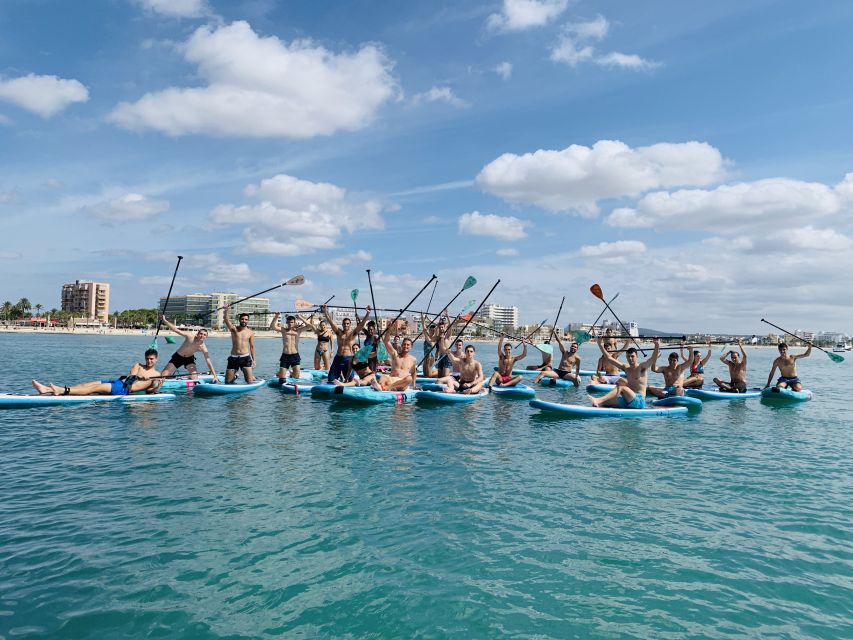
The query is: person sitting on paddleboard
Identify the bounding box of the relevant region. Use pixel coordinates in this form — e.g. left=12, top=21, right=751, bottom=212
left=33, top=348, right=164, bottom=396
left=714, top=339, right=748, bottom=393
left=435, top=343, right=484, bottom=394
left=332, top=358, right=377, bottom=387
left=589, top=341, right=626, bottom=385
left=533, top=334, right=579, bottom=386
left=271, top=312, right=312, bottom=384
left=488, top=336, right=528, bottom=388
left=765, top=341, right=811, bottom=391
left=682, top=340, right=712, bottom=389
left=647, top=348, right=692, bottom=398
left=525, top=346, right=552, bottom=371
left=159, top=316, right=220, bottom=383
left=223, top=306, right=256, bottom=384
left=589, top=338, right=660, bottom=409
left=322, top=304, right=372, bottom=383
left=371, top=333, right=417, bottom=392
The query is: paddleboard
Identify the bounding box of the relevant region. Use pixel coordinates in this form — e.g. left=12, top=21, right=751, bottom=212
left=499, top=368, right=622, bottom=378
left=267, top=378, right=316, bottom=394
left=489, top=383, right=536, bottom=398
left=529, top=399, right=687, bottom=418
left=652, top=395, right=703, bottom=408
left=586, top=383, right=616, bottom=393
left=539, top=377, right=578, bottom=388
left=685, top=388, right=762, bottom=400
left=760, top=387, right=812, bottom=402
left=330, top=386, right=417, bottom=404
left=0, top=393, right=176, bottom=408
left=193, top=379, right=266, bottom=396
left=160, top=375, right=214, bottom=391
left=416, top=389, right=490, bottom=403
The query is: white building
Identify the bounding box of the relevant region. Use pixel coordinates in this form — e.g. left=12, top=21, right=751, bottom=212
left=482, top=304, right=518, bottom=330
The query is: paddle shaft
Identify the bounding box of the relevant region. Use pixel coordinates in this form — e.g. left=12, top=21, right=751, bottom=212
left=549, top=296, right=565, bottom=343
left=374, top=273, right=437, bottom=344
left=153, top=256, right=184, bottom=337
left=594, top=293, right=646, bottom=356
left=760, top=318, right=835, bottom=356
left=202, top=279, right=301, bottom=318
left=410, top=279, right=475, bottom=345
left=351, top=289, right=360, bottom=348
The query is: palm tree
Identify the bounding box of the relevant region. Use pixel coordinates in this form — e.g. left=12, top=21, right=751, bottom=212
left=35, top=303, right=43, bottom=317
left=17, top=298, right=31, bottom=317
left=1, top=301, right=12, bottom=322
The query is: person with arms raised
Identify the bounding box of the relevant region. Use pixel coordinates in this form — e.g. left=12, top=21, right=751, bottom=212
left=223, top=306, right=256, bottom=384
left=435, top=343, right=485, bottom=395
left=713, top=339, right=749, bottom=392
left=765, top=341, right=811, bottom=391
left=159, top=316, right=220, bottom=383
left=589, top=338, right=660, bottom=409
left=321, top=304, right=372, bottom=383
left=533, top=334, right=580, bottom=386
left=488, top=336, right=528, bottom=388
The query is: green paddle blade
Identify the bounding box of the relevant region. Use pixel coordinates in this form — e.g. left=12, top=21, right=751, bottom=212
left=377, top=342, right=389, bottom=361
left=827, top=351, right=845, bottom=363
left=350, top=288, right=359, bottom=301
left=462, top=276, right=477, bottom=290
left=573, top=330, right=593, bottom=344
left=164, top=336, right=176, bottom=344
left=461, top=298, right=476, bottom=312
left=535, top=343, right=553, bottom=355
left=148, top=338, right=157, bottom=349
left=354, top=345, right=371, bottom=362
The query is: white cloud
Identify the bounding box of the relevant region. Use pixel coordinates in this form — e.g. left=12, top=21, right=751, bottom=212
left=458, top=211, right=529, bottom=240
left=0, top=250, right=22, bottom=259
left=202, top=262, right=253, bottom=284
left=605, top=177, right=846, bottom=231
left=0, top=189, right=20, bottom=204
left=495, top=62, right=513, bottom=79
left=487, top=0, right=569, bottom=32
left=44, top=178, right=64, bottom=189
left=209, top=174, right=389, bottom=256
left=305, top=249, right=372, bottom=275
left=496, top=248, right=519, bottom=257
left=137, top=0, right=208, bottom=18
left=0, top=74, right=89, bottom=117
left=109, top=21, right=396, bottom=138
left=83, top=193, right=170, bottom=221
left=550, top=15, right=657, bottom=71
left=411, top=86, right=469, bottom=108
left=705, top=227, right=852, bottom=254
left=477, top=140, right=725, bottom=215
left=579, top=240, right=646, bottom=259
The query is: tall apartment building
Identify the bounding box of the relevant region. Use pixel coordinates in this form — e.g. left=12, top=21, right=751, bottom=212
left=159, top=293, right=270, bottom=330
left=61, top=280, right=110, bottom=323
left=482, top=304, right=518, bottom=331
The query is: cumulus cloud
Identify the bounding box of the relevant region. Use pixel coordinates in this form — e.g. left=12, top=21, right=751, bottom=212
left=82, top=193, right=170, bottom=221
left=605, top=177, right=847, bottom=231
left=109, top=21, right=396, bottom=138
left=579, top=240, right=646, bottom=258
left=495, top=62, right=513, bottom=79
left=305, top=249, right=372, bottom=275
left=201, top=262, right=253, bottom=284
left=137, top=0, right=208, bottom=18
left=458, top=211, right=529, bottom=240
left=411, top=86, right=469, bottom=108
left=705, top=227, right=852, bottom=254
left=209, top=174, right=389, bottom=256
left=477, top=140, right=725, bottom=215
left=550, top=15, right=657, bottom=71
left=487, top=0, right=569, bottom=32
left=0, top=74, right=89, bottom=118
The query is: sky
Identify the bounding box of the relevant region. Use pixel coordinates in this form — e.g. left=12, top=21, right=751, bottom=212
left=1, top=0, right=852, bottom=333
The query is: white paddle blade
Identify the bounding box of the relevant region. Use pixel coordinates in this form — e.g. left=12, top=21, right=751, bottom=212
left=294, top=299, right=314, bottom=310
left=286, top=275, right=305, bottom=286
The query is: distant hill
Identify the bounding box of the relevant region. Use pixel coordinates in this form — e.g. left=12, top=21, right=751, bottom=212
left=638, top=327, right=685, bottom=337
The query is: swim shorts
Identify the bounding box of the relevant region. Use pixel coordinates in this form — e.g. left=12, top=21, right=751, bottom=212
left=436, top=354, right=451, bottom=371
left=169, top=352, right=196, bottom=369
left=328, top=355, right=352, bottom=382
left=618, top=394, right=646, bottom=409
left=227, top=354, right=253, bottom=369
left=777, top=376, right=800, bottom=386
left=280, top=352, right=301, bottom=368
left=101, top=379, right=130, bottom=396
left=601, top=374, right=621, bottom=385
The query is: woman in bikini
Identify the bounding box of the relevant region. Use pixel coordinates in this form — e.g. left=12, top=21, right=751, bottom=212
left=305, top=317, right=334, bottom=371
left=682, top=340, right=712, bottom=389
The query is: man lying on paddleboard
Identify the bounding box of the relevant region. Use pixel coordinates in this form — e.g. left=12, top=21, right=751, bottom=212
left=159, top=316, right=220, bottom=383
left=589, top=338, right=660, bottom=409
left=766, top=342, right=811, bottom=391
left=33, top=348, right=164, bottom=396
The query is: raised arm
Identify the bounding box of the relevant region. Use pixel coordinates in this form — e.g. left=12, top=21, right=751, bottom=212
left=554, top=332, right=568, bottom=354
left=496, top=335, right=505, bottom=355
left=700, top=340, right=712, bottom=366
left=223, top=306, right=235, bottom=331
left=642, top=338, right=661, bottom=369
left=321, top=305, right=340, bottom=334
left=794, top=344, right=812, bottom=360
left=597, top=338, right=625, bottom=371
left=513, top=342, right=528, bottom=364
left=160, top=314, right=192, bottom=338
left=354, top=305, right=372, bottom=335
left=269, top=312, right=281, bottom=332
left=738, top=339, right=747, bottom=365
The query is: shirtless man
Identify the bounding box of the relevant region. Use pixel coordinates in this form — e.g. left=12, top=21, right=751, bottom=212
left=487, top=336, right=528, bottom=388
left=647, top=349, right=692, bottom=398
left=159, top=316, right=220, bottom=382
left=371, top=332, right=417, bottom=391
left=420, top=315, right=440, bottom=377
left=223, top=307, right=256, bottom=383
left=433, top=314, right=458, bottom=378
left=602, top=327, right=619, bottom=351
left=270, top=313, right=312, bottom=383
left=682, top=340, right=712, bottom=389
left=765, top=341, right=811, bottom=391
left=533, top=334, right=580, bottom=386
left=589, top=338, right=660, bottom=409
left=714, top=339, right=748, bottom=393
left=589, top=342, right=625, bottom=385
left=322, top=304, right=371, bottom=383
left=33, top=349, right=164, bottom=396
left=435, top=343, right=485, bottom=394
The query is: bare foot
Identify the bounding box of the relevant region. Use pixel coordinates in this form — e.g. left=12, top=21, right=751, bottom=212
left=32, top=379, right=52, bottom=394
left=588, top=395, right=600, bottom=407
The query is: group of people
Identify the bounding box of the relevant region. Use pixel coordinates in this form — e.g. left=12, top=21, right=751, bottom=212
left=31, top=306, right=813, bottom=407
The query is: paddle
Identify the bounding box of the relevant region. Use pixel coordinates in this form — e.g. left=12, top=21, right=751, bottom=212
left=516, top=318, right=548, bottom=351
left=410, top=276, right=477, bottom=344
left=590, top=284, right=646, bottom=355
left=548, top=296, right=565, bottom=344
left=761, top=318, right=844, bottom=363
left=355, top=272, right=438, bottom=363
left=362, top=269, right=387, bottom=361
left=150, top=255, right=183, bottom=349
left=350, top=289, right=360, bottom=347
left=202, top=275, right=305, bottom=320
left=571, top=292, right=619, bottom=345
left=293, top=295, right=335, bottom=312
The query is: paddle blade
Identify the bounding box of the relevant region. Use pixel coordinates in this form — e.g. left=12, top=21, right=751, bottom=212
left=590, top=284, right=604, bottom=300
left=164, top=336, right=177, bottom=344
left=460, top=314, right=473, bottom=321
left=573, top=330, right=593, bottom=344
left=354, top=344, right=372, bottom=362
left=295, top=299, right=314, bottom=310
left=461, top=298, right=477, bottom=312
left=462, top=276, right=477, bottom=290
left=828, top=351, right=845, bottom=363
left=535, top=343, right=553, bottom=355
left=351, top=288, right=359, bottom=301
left=286, top=275, right=305, bottom=286
left=377, top=342, right=389, bottom=361
left=148, top=338, right=157, bottom=349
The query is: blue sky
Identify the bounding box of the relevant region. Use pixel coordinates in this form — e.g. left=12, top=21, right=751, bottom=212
left=2, top=0, right=852, bottom=333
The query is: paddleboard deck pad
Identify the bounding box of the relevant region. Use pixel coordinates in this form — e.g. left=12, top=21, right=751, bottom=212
left=529, top=399, right=688, bottom=417
left=0, top=393, right=176, bottom=408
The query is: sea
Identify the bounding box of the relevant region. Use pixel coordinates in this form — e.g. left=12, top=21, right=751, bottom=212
left=1, top=333, right=851, bottom=639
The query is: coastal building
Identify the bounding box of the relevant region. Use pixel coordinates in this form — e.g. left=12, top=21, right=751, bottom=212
left=61, top=280, right=110, bottom=323
left=482, top=304, right=518, bottom=331
left=159, top=293, right=270, bottom=330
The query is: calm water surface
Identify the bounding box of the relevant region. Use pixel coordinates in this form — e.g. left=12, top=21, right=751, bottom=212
left=1, top=333, right=851, bottom=638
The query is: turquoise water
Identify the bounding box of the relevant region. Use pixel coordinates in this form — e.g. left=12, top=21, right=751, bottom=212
left=1, top=333, right=851, bottom=639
